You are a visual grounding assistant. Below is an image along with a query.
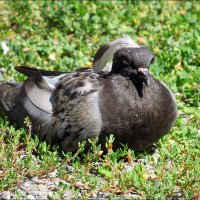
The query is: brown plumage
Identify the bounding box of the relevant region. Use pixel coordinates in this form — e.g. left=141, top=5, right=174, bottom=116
left=0, top=36, right=177, bottom=152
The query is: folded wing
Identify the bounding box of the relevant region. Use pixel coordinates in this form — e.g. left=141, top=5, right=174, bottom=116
left=0, top=67, right=103, bottom=152
left=46, top=71, right=103, bottom=152
left=0, top=68, right=65, bottom=133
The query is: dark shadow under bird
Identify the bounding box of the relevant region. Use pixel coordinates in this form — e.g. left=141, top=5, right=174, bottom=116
left=0, top=36, right=178, bottom=152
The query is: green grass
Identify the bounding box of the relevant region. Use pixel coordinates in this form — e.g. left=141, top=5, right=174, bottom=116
left=0, top=1, right=199, bottom=199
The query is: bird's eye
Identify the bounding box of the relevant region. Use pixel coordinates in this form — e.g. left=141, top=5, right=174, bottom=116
left=122, top=59, right=129, bottom=65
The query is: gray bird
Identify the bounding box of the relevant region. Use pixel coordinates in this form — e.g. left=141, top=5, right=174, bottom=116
left=0, top=36, right=177, bottom=152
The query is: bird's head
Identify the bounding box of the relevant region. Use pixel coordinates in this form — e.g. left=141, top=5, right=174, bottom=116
left=92, top=36, right=155, bottom=86
left=111, top=47, right=155, bottom=86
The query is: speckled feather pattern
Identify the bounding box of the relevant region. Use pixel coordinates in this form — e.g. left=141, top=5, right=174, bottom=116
left=47, top=71, right=103, bottom=151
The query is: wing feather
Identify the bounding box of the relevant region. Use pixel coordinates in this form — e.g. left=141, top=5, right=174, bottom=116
left=92, top=35, right=139, bottom=72
left=47, top=71, right=103, bottom=151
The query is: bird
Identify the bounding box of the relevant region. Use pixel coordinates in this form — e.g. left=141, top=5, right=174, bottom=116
left=0, top=36, right=178, bottom=152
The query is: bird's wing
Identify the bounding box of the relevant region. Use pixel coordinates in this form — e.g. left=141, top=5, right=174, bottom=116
left=15, top=66, right=92, bottom=77
left=92, top=35, right=139, bottom=72
left=15, top=66, right=67, bottom=77
left=0, top=68, right=66, bottom=131
left=18, top=67, right=69, bottom=114
left=0, top=67, right=103, bottom=151
left=45, top=71, right=103, bottom=152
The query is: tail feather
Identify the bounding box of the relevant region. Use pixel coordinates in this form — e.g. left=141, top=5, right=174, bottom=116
left=0, top=83, right=20, bottom=111
left=0, top=81, right=52, bottom=129
left=15, top=66, right=65, bottom=77
left=15, top=66, right=93, bottom=77
left=0, top=83, right=27, bottom=126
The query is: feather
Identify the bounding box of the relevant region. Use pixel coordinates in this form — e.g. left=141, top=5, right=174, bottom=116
left=15, top=66, right=65, bottom=77
left=24, top=72, right=68, bottom=113
left=92, top=35, right=139, bottom=72
left=24, top=76, right=54, bottom=114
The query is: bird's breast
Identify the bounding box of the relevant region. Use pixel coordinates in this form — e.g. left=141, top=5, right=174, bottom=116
left=99, top=75, right=155, bottom=128
left=98, top=75, right=177, bottom=150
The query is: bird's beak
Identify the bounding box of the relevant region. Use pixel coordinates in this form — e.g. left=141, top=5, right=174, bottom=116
left=138, top=67, right=149, bottom=86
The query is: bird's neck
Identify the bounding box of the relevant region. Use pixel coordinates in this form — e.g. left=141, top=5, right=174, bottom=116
left=110, top=66, right=143, bottom=86
left=110, top=65, right=133, bottom=76
left=110, top=66, right=145, bottom=97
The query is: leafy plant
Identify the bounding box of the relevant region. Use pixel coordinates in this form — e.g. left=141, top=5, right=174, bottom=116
left=0, top=1, right=199, bottom=198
